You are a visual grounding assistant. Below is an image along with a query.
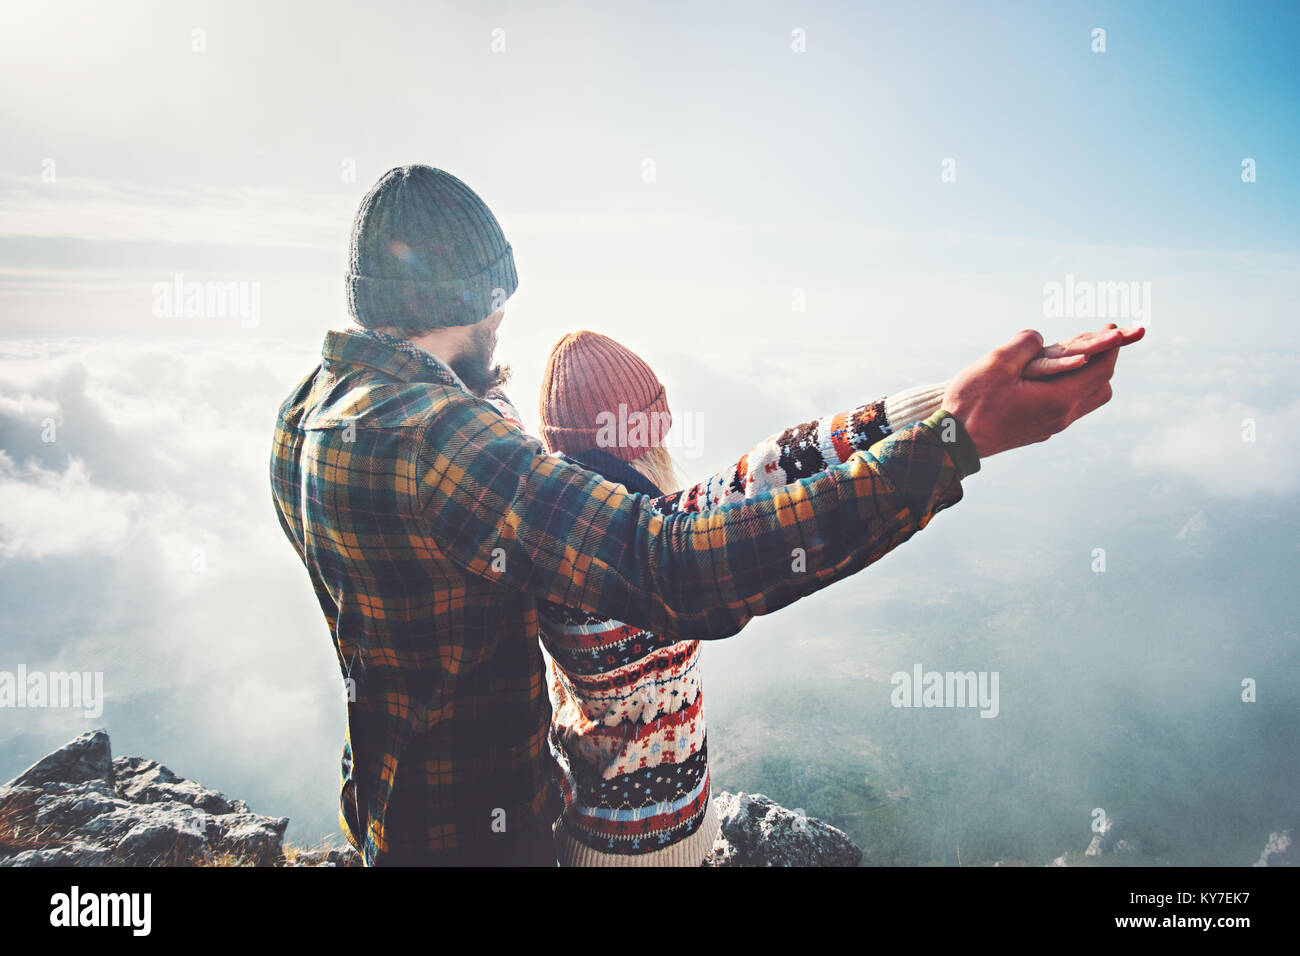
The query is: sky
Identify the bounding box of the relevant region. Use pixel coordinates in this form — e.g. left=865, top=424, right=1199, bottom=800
left=0, top=1, right=1296, bottom=861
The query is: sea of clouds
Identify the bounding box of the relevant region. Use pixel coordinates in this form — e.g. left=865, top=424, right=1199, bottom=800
left=1, top=330, right=1296, bottom=856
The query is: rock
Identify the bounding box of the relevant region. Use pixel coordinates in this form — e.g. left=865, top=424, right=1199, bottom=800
left=289, top=846, right=363, bottom=867
left=0, top=730, right=289, bottom=867
left=113, top=756, right=250, bottom=815
left=112, top=811, right=210, bottom=865
left=1040, top=817, right=1140, bottom=865
left=1084, top=817, right=1137, bottom=857
left=217, top=813, right=290, bottom=865
left=1253, top=830, right=1294, bottom=867
left=3, top=845, right=112, bottom=867
left=3, top=728, right=113, bottom=793
left=704, top=791, right=862, bottom=867
left=34, top=784, right=129, bottom=832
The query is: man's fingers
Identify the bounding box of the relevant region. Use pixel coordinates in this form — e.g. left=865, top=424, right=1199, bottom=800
left=1085, top=325, right=1144, bottom=348
left=1023, top=353, right=1088, bottom=378
left=1067, top=329, right=1124, bottom=356
left=995, top=329, right=1045, bottom=373
left=1042, top=328, right=1128, bottom=359
left=1032, top=349, right=1116, bottom=393
left=1045, top=325, right=1145, bottom=359
left=1066, top=343, right=1122, bottom=385
left=1020, top=345, right=1118, bottom=428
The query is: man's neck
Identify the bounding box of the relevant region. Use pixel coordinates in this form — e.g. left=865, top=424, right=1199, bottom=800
left=364, top=327, right=470, bottom=393
left=379, top=327, right=465, bottom=369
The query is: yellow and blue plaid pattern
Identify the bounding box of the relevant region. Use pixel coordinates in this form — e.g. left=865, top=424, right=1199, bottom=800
left=270, top=329, right=975, bottom=865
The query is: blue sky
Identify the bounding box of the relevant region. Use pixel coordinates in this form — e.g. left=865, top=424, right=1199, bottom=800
left=1, top=0, right=1296, bottom=362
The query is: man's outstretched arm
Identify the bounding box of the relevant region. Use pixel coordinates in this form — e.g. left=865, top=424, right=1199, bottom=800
left=413, top=328, right=1130, bottom=643
left=415, top=399, right=974, bottom=644
left=660, top=322, right=1143, bottom=513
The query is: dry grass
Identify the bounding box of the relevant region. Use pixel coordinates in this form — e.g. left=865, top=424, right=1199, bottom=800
left=0, top=789, right=65, bottom=857
left=279, top=837, right=363, bottom=867
left=195, top=850, right=265, bottom=867
left=196, top=841, right=360, bottom=866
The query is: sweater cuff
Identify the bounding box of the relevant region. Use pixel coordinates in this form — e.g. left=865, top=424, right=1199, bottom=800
left=924, top=408, right=981, bottom=479
left=884, top=382, right=948, bottom=433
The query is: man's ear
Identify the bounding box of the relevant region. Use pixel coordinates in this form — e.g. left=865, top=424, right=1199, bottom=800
left=484, top=310, right=505, bottom=331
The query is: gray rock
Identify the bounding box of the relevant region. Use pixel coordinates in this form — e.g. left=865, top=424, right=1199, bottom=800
left=113, top=813, right=210, bottom=866
left=1, top=845, right=111, bottom=867
left=1085, top=817, right=1137, bottom=857
left=34, top=785, right=132, bottom=834
left=113, top=756, right=249, bottom=815
left=0, top=730, right=289, bottom=866
left=289, top=846, right=363, bottom=867
left=216, top=813, right=290, bottom=865
left=704, top=791, right=862, bottom=867
left=3, top=728, right=113, bottom=793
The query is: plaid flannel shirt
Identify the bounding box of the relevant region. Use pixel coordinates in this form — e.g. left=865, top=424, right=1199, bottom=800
left=269, top=329, right=979, bottom=865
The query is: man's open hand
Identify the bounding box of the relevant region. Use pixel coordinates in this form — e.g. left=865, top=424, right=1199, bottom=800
left=941, top=324, right=1142, bottom=459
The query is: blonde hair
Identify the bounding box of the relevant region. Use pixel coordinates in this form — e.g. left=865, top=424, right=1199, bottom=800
left=628, top=444, right=681, bottom=494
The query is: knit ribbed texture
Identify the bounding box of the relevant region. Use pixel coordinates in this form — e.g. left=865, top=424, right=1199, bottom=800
left=553, top=795, right=720, bottom=867
left=884, top=382, right=948, bottom=434
left=538, top=331, right=671, bottom=462
left=346, top=165, right=518, bottom=330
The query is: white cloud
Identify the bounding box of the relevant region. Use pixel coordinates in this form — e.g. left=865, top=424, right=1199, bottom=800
left=1130, top=395, right=1300, bottom=498
left=0, top=174, right=356, bottom=249
left=0, top=340, right=330, bottom=686
left=0, top=453, right=137, bottom=559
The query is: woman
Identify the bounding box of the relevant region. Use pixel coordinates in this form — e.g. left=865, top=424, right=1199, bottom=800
left=530, top=326, right=1134, bottom=866
left=530, top=331, right=958, bottom=865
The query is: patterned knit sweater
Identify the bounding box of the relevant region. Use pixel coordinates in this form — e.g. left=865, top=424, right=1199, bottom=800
left=536, top=382, right=949, bottom=866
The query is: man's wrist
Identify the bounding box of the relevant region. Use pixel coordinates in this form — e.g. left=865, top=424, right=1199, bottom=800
left=925, top=408, right=981, bottom=479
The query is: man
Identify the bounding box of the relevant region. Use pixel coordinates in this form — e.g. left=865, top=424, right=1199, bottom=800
left=270, top=164, right=1141, bottom=866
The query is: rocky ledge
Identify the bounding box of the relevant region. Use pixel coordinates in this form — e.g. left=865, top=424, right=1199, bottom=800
left=705, top=791, right=861, bottom=866
left=0, top=730, right=862, bottom=867
left=0, top=729, right=291, bottom=866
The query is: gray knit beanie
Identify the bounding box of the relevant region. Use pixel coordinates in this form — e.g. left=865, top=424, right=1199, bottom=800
left=346, top=165, right=518, bottom=330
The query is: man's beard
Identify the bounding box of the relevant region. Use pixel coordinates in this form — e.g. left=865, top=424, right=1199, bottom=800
left=450, top=321, right=511, bottom=398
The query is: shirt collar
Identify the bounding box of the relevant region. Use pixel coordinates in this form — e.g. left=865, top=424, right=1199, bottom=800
left=321, top=328, right=471, bottom=394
